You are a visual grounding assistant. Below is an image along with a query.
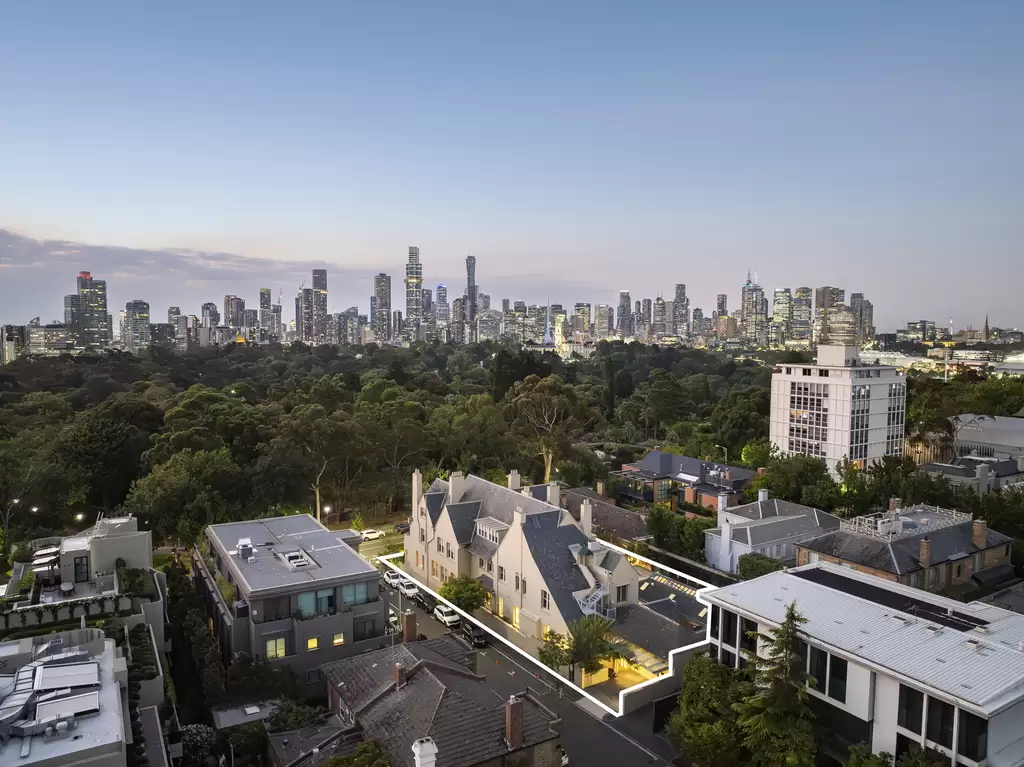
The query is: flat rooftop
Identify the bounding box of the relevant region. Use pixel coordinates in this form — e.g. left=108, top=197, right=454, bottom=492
left=703, top=562, right=1024, bottom=716
left=207, top=515, right=377, bottom=595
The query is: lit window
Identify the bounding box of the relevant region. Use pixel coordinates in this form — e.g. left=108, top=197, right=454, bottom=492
left=333, top=632, right=345, bottom=646
left=307, top=637, right=319, bottom=651
left=266, top=637, right=286, bottom=659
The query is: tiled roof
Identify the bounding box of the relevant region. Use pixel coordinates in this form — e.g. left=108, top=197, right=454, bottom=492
left=630, top=451, right=755, bottom=488
left=322, top=639, right=557, bottom=767
left=563, top=488, right=648, bottom=542
left=521, top=515, right=590, bottom=625
left=613, top=604, right=704, bottom=661
left=709, top=509, right=840, bottom=548
left=446, top=501, right=483, bottom=544
left=466, top=536, right=498, bottom=561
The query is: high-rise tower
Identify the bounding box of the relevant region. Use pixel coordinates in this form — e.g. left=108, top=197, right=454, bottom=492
left=124, top=300, right=151, bottom=353
left=673, top=284, right=689, bottom=335
left=465, top=255, right=477, bottom=343
left=373, top=273, right=392, bottom=341
left=312, top=269, right=328, bottom=344
left=404, top=246, right=423, bottom=338
left=259, top=288, right=272, bottom=329
left=76, top=271, right=111, bottom=348
left=617, top=291, right=632, bottom=336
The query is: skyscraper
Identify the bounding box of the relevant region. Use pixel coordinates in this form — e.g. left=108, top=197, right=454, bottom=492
left=641, top=298, right=652, bottom=327
left=224, top=295, right=245, bottom=328
left=849, top=293, right=874, bottom=344
left=691, top=307, right=705, bottom=335
left=595, top=304, right=613, bottom=339
left=260, top=288, right=273, bottom=329
left=312, top=269, right=328, bottom=344
left=813, top=286, right=845, bottom=343
left=201, top=302, right=220, bottom=328
left=652, top=297, right=666, bottom=336
left=76, top=271, right=111, bottom=348
left=501, top=298, right=510, bottom=313
left=572, top=303, right=592, bottom=338
left=404, top=246, right=423, bottom=337
left=435, top=284, right=450, bottom=326
left=673, top=284, right=689, bottom=335
left=740, top=272, right=767, bottom=343
left=791, top=287, right=812, bottom=343
left=716, top=293, right=728, bottom=317
left=295, top=288, right=314, bottom=343
left=771, top=288, right=793, bottom=346
left=465, top=255, right=477, bottom=343
left=373, top=273, right=391, bottom=340
left=478, top=293, right=490, bottom=311
left=421, top=288, right=433, bottom=318
left=124, top=300, right=151, bottom=354
left=617, top=291, right=632, bottom=336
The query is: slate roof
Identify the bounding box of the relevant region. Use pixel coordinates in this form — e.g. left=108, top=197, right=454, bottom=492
left=709, top=508, right=840, bottom=547
left=267, top=714, right=363, bottom=767
left=799, top=511, right=1014, bottom=576
left=466, top=536, right=498, bottom=561
left=425, top=489, right=448, bottom=526
left=628, top=451, right=755, bottom=489
left=563, top=488, right=649, bottom=542
left=638, top=579, right=707, bottom=624
left=322, top=638, right=558, bottom=767
left=446, top=501, right=483, bottom=544
left=521, top=514, right=591, bottom=625
left=612, top=604, right=705, bottom=661
left=725, top=498, right=827, bottom=522
left=429, top=476, right=564, bottom=526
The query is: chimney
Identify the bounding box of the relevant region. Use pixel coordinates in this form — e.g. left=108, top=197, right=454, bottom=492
left=412, top=469, right=423, bottom=512
left=513, top=505, right=525, bottom=527
left=596, top=479, right=606, bottom=497
left=449, top=471, right=465, bottom=504
left=547, top=481, right=560, bottom=506
left=718, top=493, right=729, bottom=512
left=505, top=695, right=524, bottom=750
left=412, top=737, right=438, bottom=767
left=972, top=519, right=988, bottom=550
left=919, top=538, right=932, bottom=569
left=758, top=488, right=770, bottom=503
left=580, top=500, right=593, bottom=538
left=507, top=470, right=521, bottom=491
left=401, top=609, right=417, bottom=643
left=889, top=497, right=902, bottom=516
left=394, top=662, right=408, bottom=689
left=975, top=464, right=990, bottom=496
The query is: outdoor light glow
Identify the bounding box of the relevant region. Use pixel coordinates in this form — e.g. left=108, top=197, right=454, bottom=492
left=31, top=506, right=39, bottom=512
left=323, top=505, right=332, bottom=513
left=75, top=513, right=84, bottom=521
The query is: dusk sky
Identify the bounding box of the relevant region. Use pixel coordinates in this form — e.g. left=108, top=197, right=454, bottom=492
left=1, top=1, right=1021, bottom=330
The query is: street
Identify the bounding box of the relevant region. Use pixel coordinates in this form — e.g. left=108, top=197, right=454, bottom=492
left=357, top=530, right=404, bottom=562
left=381, top=582, right=674, bottom=766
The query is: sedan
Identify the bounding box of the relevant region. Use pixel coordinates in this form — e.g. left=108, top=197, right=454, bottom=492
left=382, top=570, right=403, bottom=588
left=361, top=529, right=384, bottom=541
left=393, top=522, right=410, bottom=534
left=397, top=579, right=420, bottom=598
left=433, top=604, right=461, bottom=628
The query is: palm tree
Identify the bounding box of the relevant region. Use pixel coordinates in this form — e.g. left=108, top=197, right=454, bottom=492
left=567, top=615, right=629, bottom=679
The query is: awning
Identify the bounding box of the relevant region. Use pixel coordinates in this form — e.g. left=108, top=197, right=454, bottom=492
left=973, top=563, right=1016, bottom=588
left=32, top=554, right=58, bottom=566
left=33, top=547, right=60, bottom=558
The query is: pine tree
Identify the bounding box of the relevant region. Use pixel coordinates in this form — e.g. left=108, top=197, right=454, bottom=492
left=733, top=601, right=816, bottom=767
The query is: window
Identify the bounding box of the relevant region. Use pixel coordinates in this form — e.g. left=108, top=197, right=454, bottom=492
left=261, top=596, right=290, bottom=622
left=431, top=561, right=438, bottom=578
left=541, top=590, right=550, bottom=610
left=479, top=557, right=485, bottom=567
left=710, top=605, right=720, bottom=639
left=341, top=581, right=369, bottom=607
left=809, top=646, right=828, bottom=693
left=499, top=566, right=506, bottom=582
left=898, top=685, right=924, bottom=734
left=616, top=585, right=628, bottom=603
left=740, top=618, right=757, bottom=653
left=512, top=605, right=520, bottom=629
left=721, top=648, right=736, bottom=668
left=927, top=567, right=939, bottom=588
left=957, top=709, right=988, bottom=762
left=486, top=560, right=493, bottom=572
left=419, top=529, right=425, bottom=542
left=827, top=656, right=848, bottom=703
left=722, top=609, right=738, bottom=646
left=74, top=556, right=89, bottom=583
left=298, top=592, right=316, bottom=617
left=332, top=632, right=345, bottom=646
left=515, top=574, right=520, bottom=591
left=415, top=551, right=421, bottom=568
left=437, top=539, right=442, bottom=553
left=446, top=542, right=452, bottom=559
left=785, top=367, right=792, bottom=374
left=307, top=637, right=319, bottom=651
left=353, top=619, right=378, bottom=642
left=306, top=669, right=322, bottom=684
left=266, top=636, right=286, bottom=659
left=521, top=578, right=526, bottom=594
left=316, top=588, right=336, bottom=615
left=953, top=563, right=962, bottom=579
left=926, top=697, right=954, bottom=748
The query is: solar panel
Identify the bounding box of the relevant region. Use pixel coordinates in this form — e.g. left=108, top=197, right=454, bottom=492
left=792, top=568, right=989, bottom=633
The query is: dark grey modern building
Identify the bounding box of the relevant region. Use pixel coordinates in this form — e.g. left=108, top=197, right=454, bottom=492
left=194, top=515, right=388, bottom=691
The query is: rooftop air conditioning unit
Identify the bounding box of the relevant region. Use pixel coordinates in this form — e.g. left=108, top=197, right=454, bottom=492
left=247, top=557, right=257, bottom=564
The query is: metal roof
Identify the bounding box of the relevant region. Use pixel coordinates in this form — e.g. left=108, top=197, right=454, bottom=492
left=703, top=563, right=1024, bottom=716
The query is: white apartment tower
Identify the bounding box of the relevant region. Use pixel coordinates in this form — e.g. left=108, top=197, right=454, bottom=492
left=769, top=344, right=906, bottom=476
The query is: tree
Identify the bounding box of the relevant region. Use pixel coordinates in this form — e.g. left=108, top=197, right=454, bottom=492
left=567, top=615, right=628, bottom=675
left=666, top=654, right=751, bottom=767
left=229, top=722, right=267, bottom=765
left=733, top=602, right=816, bottom=767
left=846, top=744, right=892, bottom=767
left=538, top=630, right=572, bottom=672
left=268, top=698, right=324, bottom=731
left=438, top=576, right=489, bottom=613
left=737, top=552, right=784, bottom=580
left=324, top=741, right=390, bottom=767
left=505, top=375, right=595, bottom=482
left=740, top=438, right=773, bottom=469
left=180, top=723, right=218, bottom=763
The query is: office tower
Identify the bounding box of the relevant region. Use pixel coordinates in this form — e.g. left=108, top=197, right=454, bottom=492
left=813, top=286, right=845, bottom=343
left=421, top=288, right=433, bottom=320
left=740, top=272, right=767, bottom=343
left=652, top=297, right=666, bottom=336
left=118, top=310, right=127, bottom=344
left=641, top=298, right=652, bottom=327
left=769, top=345, right=906, bottom=476
left=124, top=300, right=151, bottom=353
left=243, top=308, right=259, bottom=329
left=371, top=273, right=392, bottom=341
left=223, top=295, right=245, bottom=328
left=849, top=293, right=874, bottom=344
left=62, top=294, right=82, bottom=345
left=295, top=288, right=314, bottom=343
left=674, top=284, right=689, bottom=335
left=572, top=303, right=592, bottom=338
left=616, top=291, right=632, bottom=336
left=75, top=271, right=111, bottom=348
left=393, top=310, right=404, bottom=339
left=595, top=304, right=613, bottom=340
left=311, top=269, right=328, bottom=343
left=435, top=284, right=450, bottom=327
left=197, top=303, right=217, bottom=328
left=404, top=246, right=423, bottom=337
left=0, top=325, right=27, bottom=365
left=770, top=288, right=793, bottom=346
left=168, top=306, right=181, bottom=325
left=463, top=255, right=477, bottom=343
left=451, top=298, right=466, bottom=343
left=271, top=303, right=283, bottom=340
left=691, top=307, right=704, bottom=335
left=502, top=298, right=510, bottom=313
left=716, top=293, right=728, bottom=317
left=513, top=300, right=526, bottom=313
left=478, top=293, right=490, bottom=311
left=259, top=288, right=272, bottom=329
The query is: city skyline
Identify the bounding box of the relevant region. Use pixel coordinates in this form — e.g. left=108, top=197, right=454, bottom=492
left=1, top=3, right=1020, bottom=328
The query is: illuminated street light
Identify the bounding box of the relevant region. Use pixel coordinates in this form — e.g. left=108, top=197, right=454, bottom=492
left=323, top=505, right=332, bottom=515
left=12, top=498, right=19, bottom=505
left=31, top=506, right=39, bottom=513
left=75, top=513, right=84, bottom=522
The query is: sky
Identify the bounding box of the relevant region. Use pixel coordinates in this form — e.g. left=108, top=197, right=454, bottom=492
left=1, top=1, right=1021, bottom=330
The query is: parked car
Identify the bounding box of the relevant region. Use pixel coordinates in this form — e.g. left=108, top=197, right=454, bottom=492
left=388, top=609, right=400, bottom=631
left=412, top=591, right=437, bottom=613
left=460, top=621, right=489, bottom=647
left=433, top=604, right=461, bottom=628
left=393, top=522, right=410, bottom=534
left=382, top=570, right=403, bottom=588
left=361, top=529, right=384, bottom=541
left=397, top=579, right=420, bottom=598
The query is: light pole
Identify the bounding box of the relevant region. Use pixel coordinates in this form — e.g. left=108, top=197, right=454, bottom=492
left=715, top=444, right=728, bottom=463
left=323, top=506, right=332, bottom=524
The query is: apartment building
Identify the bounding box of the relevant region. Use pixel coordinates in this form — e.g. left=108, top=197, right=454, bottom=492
left=796, top=502, right=1014, bottom=595
left=403, top=470, right=639, bottom=641
left=703, top=563, right=1024, bottom=766
left=610, top=450, right=754, bottom=509
left=193, top=515, right=387, bottom=689
left=920, top=455, right=1024, bottom=496
left=769, top=344, right=906, bottom=476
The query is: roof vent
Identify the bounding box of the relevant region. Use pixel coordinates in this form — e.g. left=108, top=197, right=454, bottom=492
left=924, top=625, right=942, bottom=635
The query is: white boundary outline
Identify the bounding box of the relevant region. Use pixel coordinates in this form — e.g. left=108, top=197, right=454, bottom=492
left=377, top=536, right=713, bottom=718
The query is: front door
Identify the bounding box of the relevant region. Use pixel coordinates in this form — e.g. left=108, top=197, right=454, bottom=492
left=512, top=605, right=520, bottom=629
left=74, top=556, right=89, bottom=583
left=497, top=596, right=504, bottom=619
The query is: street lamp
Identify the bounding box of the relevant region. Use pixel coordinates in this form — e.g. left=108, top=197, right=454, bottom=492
left=323, top=505, right=332, bottom=519
left=75, top=513, right=84, bottom=522
left=715, top=444, right=728, bottom=463
left=31, top=506, right=39, bottom=513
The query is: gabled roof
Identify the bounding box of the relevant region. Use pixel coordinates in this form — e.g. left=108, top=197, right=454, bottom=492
left=446, top=501, right=482, bottom=544
left=322, top=638, right=557, bottom=767
left=521, top=515, right=591, bottom=625
left=613, top=603, right=705, bottom=661
left=562, top=488, right=648, bottom=542
left=709, top=507, right=841, bottom=547
left=628, top=451, right=755, bottom=488
left=424, top=481, right=448, bottom=526
left=430, top=476, right=561, bottom=526
left=725, top=498, right=827, bottom=522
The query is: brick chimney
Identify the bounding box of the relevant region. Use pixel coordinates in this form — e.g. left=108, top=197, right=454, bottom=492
left=412, top=469, right=423, bottom=514
left=596, top=479, right=606, bottom=497
left=889, top=497, right=903, bottom=516
left=507, top=470, right=521, bottom=491
left=449, top=471, right=465, bottom=503
left=412, top=737, right=438, bottom=767
left=394, top=662, right=408, bottom=689
left=919, top=537, right=932, bottom=569
left=505, top=695, right=524, bottom=750
left=580, top=500, right=593, bottom=538
left=401, top=609, right=417, bottom=643
left=972, top=519, right=988, bottom=550
left=547, top=481, right=560, bottom=506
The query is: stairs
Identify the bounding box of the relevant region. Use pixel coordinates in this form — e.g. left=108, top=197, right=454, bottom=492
left=576, top=584, right=607, bottom=616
